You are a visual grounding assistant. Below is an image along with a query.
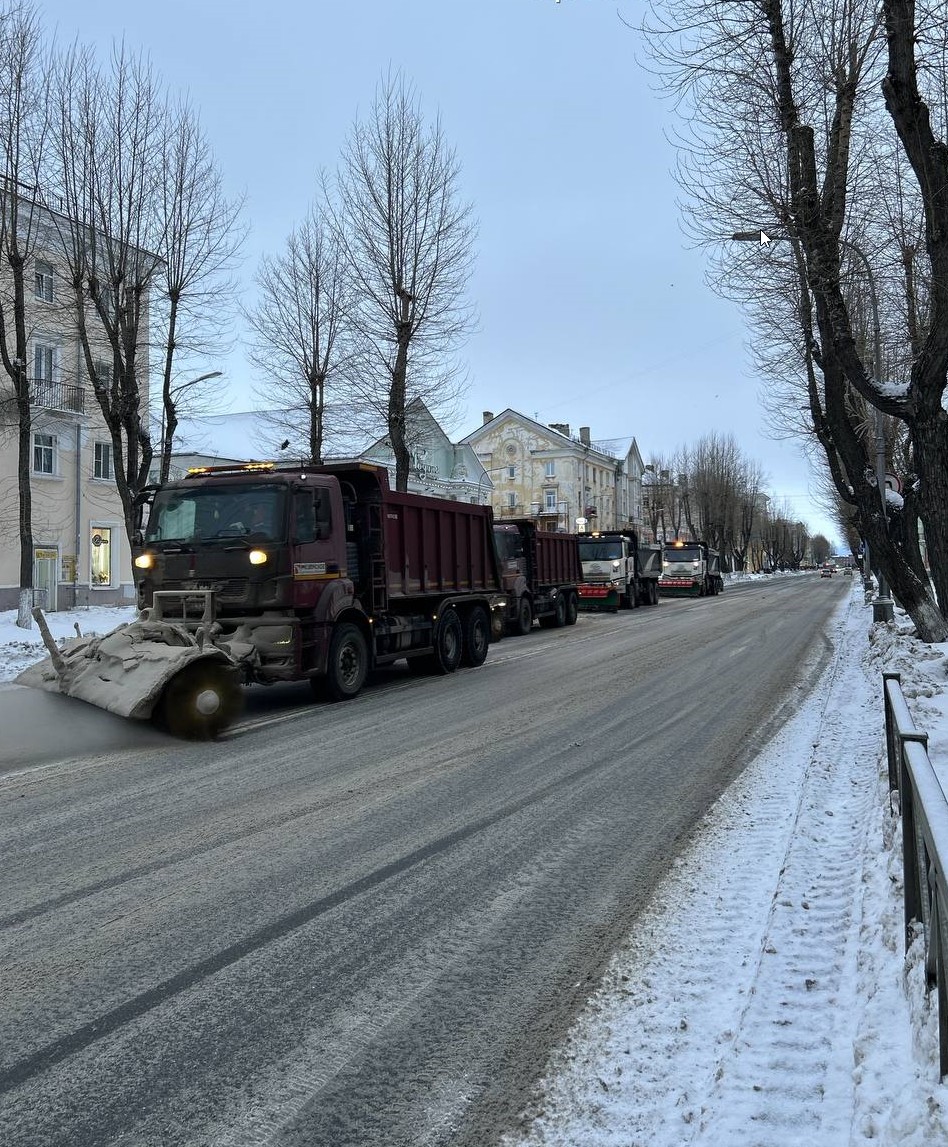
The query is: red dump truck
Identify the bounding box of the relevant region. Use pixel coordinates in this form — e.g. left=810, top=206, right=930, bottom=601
left=124, top=460, right=504, bottom=734
left=493, top=520, right=582, bottom=634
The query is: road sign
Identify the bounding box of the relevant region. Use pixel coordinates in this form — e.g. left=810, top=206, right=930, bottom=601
left=885, top=473, right=902, bottom=494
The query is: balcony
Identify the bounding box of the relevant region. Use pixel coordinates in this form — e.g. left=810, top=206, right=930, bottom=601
left=30, top=377, right=86, bottom=415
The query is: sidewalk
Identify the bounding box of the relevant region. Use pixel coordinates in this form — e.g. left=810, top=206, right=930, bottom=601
left=503, top=588, right=948, bottom=1146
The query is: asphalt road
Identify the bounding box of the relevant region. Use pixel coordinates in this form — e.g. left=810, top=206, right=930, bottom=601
left=0, top=575, right=848, bottom=1146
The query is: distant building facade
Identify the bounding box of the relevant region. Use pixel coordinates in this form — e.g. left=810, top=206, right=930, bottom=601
left=460, top=409, right=645, bottom=533
left=358, top=398, right=489, bottom=501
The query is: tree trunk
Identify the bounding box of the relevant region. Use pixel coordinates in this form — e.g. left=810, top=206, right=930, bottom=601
left=16, top=384, right=32, bottom=629
left=389, top=296, right=412, bottom=493
left=911, top=414, right=948, bottom=614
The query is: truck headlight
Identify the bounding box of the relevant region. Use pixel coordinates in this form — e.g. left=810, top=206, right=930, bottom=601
left=249, top=549, right=268, bottom=566
left=134, top=553, right=154, bottom=570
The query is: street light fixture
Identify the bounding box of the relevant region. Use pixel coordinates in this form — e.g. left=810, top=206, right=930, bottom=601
left=730, top=229, right=894, bottom=621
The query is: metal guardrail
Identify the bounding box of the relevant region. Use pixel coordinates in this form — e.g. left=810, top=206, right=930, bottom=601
left=883, top=670, right=948, bottom=1080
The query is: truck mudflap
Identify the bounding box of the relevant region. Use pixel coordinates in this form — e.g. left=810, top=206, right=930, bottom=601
left=15, top=607, right=244, bottom=739
left=577, top=583, right=620, bottom=611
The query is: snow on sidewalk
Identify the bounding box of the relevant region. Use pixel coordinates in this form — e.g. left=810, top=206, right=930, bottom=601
left=503, top=591, right=948, bottom=1146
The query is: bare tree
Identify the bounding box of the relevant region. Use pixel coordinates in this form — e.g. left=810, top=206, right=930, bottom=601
left=0, top=2, right=48, bottom=627
left=333, top=73, right=476, bottom=490
left=46, top=43, right=165, bottom=543
left=643, top=0, right=948, bottom=639
left=154, top=98, right=244, bottom=483
left=246, top=198, right=351, bottom=463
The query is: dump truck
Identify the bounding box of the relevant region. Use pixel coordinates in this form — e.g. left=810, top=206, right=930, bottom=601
left=659, top=539, right=724, bottom=597
left=493, top=520, right=582, bottom=634
left=576, top=530, right=663, bottom=611
left=18, top=461, right=505, bottom=738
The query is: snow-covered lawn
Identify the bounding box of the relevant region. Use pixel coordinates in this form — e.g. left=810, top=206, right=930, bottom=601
left=0, top=604, right=136, bottom=683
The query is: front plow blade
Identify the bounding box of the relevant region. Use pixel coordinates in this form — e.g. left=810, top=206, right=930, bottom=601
left=15, top=609, right=243, bottom=738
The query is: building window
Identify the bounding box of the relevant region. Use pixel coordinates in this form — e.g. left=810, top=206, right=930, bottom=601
left=545, top=460, right=556, bottom=479
left=545, top=490, right=558, bottom=512
left=33, top=341, right=58, bottom=383
left=35, top=260, right=54, bottom=302
left=507, top=465, right=516, bottom=480
left=506, top=492, right=517, bottom=508
left=95, top=360, right=112, bottom=386
left=33, top=432, right=56, bottom=475
left=90, top=525, right=113, bottom=587
left=93, top=441, right=113, bottom=480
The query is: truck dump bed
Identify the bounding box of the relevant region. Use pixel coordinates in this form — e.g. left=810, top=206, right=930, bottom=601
left=496, top=520, right=582, bottom=589
left=383, top=489, right=502, bottom=597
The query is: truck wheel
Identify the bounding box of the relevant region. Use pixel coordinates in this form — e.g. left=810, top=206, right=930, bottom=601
left=433, top=607, right=463, bottom=673
left=512, top=597, right=533, bottom=636
left=650, top=581, right=659, bottom=605
left=325, top=622, right=368, bottom=700
left=461, top=605, right=490, bottom=667
left=565, top=591, right=579, bottom=626
left=553, top=594, right=567, bottom=627
left=158, top=660, right=243, bottom=740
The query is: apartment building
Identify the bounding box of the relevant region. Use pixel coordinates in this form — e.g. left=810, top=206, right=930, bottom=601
left=460, top=409, right=645, bottom=532
left=0, top=212, right=142, bottom=611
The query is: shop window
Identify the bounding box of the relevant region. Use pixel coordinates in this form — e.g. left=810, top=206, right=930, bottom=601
left=90, top=526, right=113, bottom=587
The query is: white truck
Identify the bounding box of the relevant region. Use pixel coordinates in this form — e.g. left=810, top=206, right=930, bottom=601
left=658, top=540, right=724, bottom=597
left=576, top=530, right=662, bottom=611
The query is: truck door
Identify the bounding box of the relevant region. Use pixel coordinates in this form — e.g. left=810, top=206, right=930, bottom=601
left=290, top=484, right=343, bottom=608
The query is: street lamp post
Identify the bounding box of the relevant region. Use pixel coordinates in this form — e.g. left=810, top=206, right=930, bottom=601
left=731, top=230, right=894, bottom=621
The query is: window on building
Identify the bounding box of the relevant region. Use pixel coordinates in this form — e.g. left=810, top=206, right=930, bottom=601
left=33, top=432, right=56, bottom=475
left=545, top=460, right=556, bottom=479
left=94, top=360, right=112, bottom=386
left=545, top=490, right=557, bottom=512
left=506, top=492, right=517, bottom=508
left=93, top=441, right=113, bottom=480
left=35, top=260, right=54, bottom=302
left=33, top=342, right=57, bottom=383
left=90, top=526, right=113, bottom=587
left=507, top=465, right=516, bottom=480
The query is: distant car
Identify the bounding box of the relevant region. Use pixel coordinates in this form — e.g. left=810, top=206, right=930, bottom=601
left=820, top=566, right=833, bottom=577
left=843, top=566, right=853, bottom=576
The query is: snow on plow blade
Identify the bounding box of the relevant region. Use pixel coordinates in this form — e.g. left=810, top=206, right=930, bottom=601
left=15, top=608, right=244, bottom=739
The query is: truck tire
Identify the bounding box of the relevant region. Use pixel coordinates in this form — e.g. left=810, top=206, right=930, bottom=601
left=512, top=597, right=533, bottom=636
left=325, top=622, right=368, bottom=700
left=432, top=607, right=463, bottom=673
left=539, top=594, right=568, bottom=629
left=157, top=660, right=243, bottom=740
left=565, top=591, right=579, bottom=625
left=461, top=605, right=490, bottom=667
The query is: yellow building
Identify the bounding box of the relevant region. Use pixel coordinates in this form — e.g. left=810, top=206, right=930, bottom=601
left=461, top=410, right=645, bottom=533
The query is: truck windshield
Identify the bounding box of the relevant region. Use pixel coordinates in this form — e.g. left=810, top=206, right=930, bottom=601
left=577, top=540, right=622, bottom=561
left=145, top=484, right=287, bottom=543
left=665, top=545, right=701, bottom=562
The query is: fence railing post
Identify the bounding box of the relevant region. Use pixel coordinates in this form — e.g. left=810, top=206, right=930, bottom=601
left=883, top=671, right=902, bottom=793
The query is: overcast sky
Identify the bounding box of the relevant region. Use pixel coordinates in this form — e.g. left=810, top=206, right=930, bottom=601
left=37, top=0, right=838, bottom=543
